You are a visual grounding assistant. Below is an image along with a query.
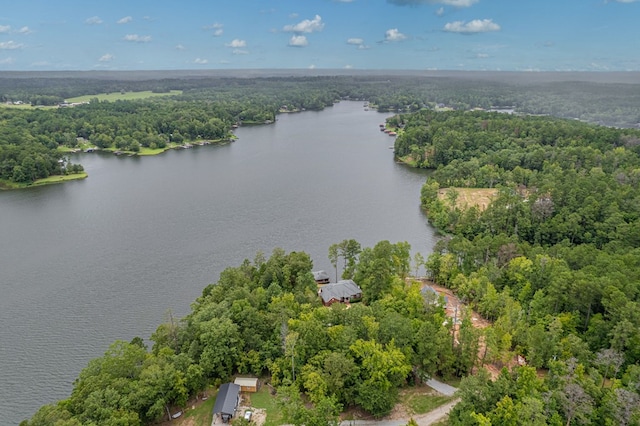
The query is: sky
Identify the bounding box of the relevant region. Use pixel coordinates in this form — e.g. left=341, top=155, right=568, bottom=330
left=1, top=0, right=639, bottom=72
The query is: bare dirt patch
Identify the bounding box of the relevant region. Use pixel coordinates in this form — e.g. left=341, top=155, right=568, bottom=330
left=437, top=187, right=498, bottom=211
left=416, top=278, right=513, bottom=379
left=418, top=279, right=490, bottom=330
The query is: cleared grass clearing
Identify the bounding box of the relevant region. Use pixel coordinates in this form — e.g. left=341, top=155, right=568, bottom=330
left=65, top=90, right=182, bottom=103
left=405, top=391, right=455, bottom=415
left=0, top=103, right=56, bottom=110
left=437, top=187, right=498, bottom=211
left=250, top=386, right=285, bottom=426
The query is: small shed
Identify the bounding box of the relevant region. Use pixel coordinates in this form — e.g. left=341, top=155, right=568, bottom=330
left=212, top=383, right=241, bottom=423
left=319, top=280, right=363, bottom=306
left=313, top=270, right=331, bottom=285
left=234, top=377, right=259, bottom=393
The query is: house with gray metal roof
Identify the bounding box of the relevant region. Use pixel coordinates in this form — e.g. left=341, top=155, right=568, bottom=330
left=212, top=383, right=240, bottom=423
left=318, top=279, right=363, bottom=306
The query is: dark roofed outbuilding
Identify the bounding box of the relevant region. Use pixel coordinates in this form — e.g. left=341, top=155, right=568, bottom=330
left=212, top=383, right=240, bottom=423
left=313, top=270, right=331, bottom=284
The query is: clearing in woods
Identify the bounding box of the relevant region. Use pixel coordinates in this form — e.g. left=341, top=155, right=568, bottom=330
left=437, top=187, right=498, bottom=211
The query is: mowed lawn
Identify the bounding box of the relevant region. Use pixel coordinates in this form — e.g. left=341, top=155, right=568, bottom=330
left=249, top=386, right=285, bottom=426
left=66, top=90, right=182, bottom=103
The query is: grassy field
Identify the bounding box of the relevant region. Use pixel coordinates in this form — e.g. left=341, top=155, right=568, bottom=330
left=65, top=90, right=182, bottom=103
left=438, top=187, right=498, bottom=211
left=0, top=103, right=56, bottom=110
left=180, top=394, right=215, bottom=426
left=250, top=386, right=285, bottom=426
left=404, top=391, right=455, bottom=415
left=0, top=172, right=87, bottom=190
left=1, top=90, right=181, bottom=109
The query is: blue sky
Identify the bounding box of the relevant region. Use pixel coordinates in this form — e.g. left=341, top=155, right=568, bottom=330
left=1, top=0, right=639, bottom=71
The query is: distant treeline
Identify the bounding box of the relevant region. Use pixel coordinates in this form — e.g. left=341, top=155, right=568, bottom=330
left=1, top=73, right=640, bottom=126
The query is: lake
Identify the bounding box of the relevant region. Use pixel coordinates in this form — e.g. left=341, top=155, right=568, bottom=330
left=0, top=101, right=438, bottom=424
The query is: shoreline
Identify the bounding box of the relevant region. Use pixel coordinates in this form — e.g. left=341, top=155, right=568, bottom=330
left=59, top=136, right=236, bottom=158
left=0, top=172, right=88, bottom=190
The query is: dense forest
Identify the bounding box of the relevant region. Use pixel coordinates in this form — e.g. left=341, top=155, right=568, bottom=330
left=10, top=72, right=640, bottom=425
left=397, top=110, right=640, bottom=424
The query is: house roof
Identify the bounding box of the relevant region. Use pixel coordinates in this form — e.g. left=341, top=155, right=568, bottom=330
left=319, top=279, right=362, bottom=303
left=313, top=270, right=330, bottom=281
left=213, top=383, right=240, bottom=416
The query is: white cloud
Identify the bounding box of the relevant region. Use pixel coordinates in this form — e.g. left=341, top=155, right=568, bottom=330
left=0, top=41, right=24, bottom=50
left=0, top=25, right=11, bottom=33
left=18, top=26, right=33, bottom=34
left=283, top=15, right=324, bottom=33
left=308, top=64, right=316, bottom=69
left=123, top=34, right=152, bottom=42
left=441, top=0, right=479, bottom=5
left=233, top=49, right=249, bottom=55
left=388, top=0, right=479, bottom=6
left=476, top=53, right=489, bottom=58
left=85, top=16, right=103, bottom=25
left=436, top=7, right=445, bottom=16
left=612, top=0, right=640, bottom=2
left=175, top=44, right=186, bottom=50
left=194, top=58, right=208, bottom=64
left=99, top=53, right=114, bottom=62
left=288, top=35, right=308, bottom=47
left=0, top=57, right=15, bottom=64
left=204, top=23, right=224, bottom=36
left=347, top=38, right=369, bottom=49
left=345, top=64, right=353, bottom=69
left=444, top=19, right=501, bottom=33
left=226, top=39, right=246, bottom=48
left=385, top=28, right=407, bottom=41
left=117, top=16, right=133, bottom=24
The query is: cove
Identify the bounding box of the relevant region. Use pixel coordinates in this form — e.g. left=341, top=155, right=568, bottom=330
left=0, top=101, right=438, bottom=424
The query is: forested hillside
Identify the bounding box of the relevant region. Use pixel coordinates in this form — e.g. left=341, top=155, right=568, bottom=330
left=398, top=109, right=640, bottom=424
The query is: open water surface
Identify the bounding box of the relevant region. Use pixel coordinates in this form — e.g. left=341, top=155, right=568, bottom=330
left=0, top=101, right=438, bottom=424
